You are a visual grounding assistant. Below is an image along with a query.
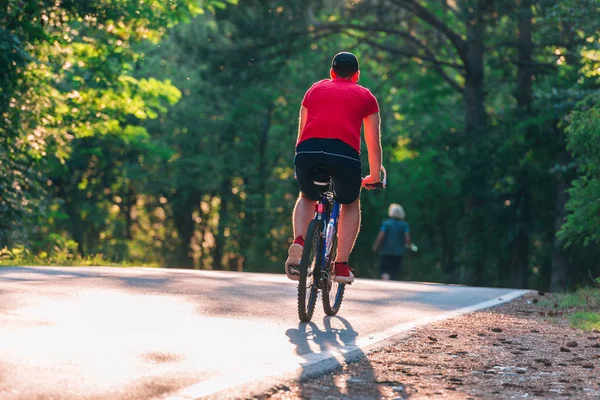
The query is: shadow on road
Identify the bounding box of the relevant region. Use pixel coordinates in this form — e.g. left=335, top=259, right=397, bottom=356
left=283, top=316, right=385, bottom=399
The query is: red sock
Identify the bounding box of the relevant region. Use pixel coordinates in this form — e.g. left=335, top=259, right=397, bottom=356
left=293, top=236, right=304, bottom=246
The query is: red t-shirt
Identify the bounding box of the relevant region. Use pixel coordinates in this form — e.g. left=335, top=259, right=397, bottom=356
left=298, top=78, right=379, bottom=153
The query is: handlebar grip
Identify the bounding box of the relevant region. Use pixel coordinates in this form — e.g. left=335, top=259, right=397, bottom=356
left=363, top=166, right=387, bottom=189
left=364, top=182, right=385, bottom=189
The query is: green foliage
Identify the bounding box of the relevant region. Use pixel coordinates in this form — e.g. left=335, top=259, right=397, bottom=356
left=569, top=312, right=600, bottom=331
left=559, top=93, right=600, bottom=246
left=0, top=0, right=228, bottom=247
left=2, top=0, right=600, bottom=291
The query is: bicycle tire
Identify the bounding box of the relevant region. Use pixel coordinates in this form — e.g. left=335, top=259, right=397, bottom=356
left=298, top=219, right=321, bottom=322
left=322, top=231, right=345, bottom=316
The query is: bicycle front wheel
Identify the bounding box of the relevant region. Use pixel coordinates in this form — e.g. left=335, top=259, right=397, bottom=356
left=322, top=234, right=345, bottom=316
left=298, top=219, right=321, bottom=322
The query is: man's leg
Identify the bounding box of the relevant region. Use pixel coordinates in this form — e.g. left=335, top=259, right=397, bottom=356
left=293, top=192, right=316, bottom=240
left=335, top=198, right=360, bottom=262
left=285, top=192, right=316, bottom=281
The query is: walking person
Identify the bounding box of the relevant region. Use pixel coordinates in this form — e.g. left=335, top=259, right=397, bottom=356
left=372, top=203, right=411, bottom=281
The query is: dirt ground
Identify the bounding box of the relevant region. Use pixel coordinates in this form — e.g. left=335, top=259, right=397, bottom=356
left=252, top=293, right=600, bottom=399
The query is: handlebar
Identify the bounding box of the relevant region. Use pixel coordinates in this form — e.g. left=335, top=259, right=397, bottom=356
left=363, top=166, right=387, bottom=189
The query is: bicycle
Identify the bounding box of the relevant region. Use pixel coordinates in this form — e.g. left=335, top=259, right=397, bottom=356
left=297, top=167, right=387, bottom=322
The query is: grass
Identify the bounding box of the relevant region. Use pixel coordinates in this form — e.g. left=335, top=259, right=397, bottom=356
left=537, top=286, right=600, bottom=331
left=1, top=245, right=163, bottom=269
left=569, top=312, right=600, bottom=331
left=0, top=255, right=161, bottom=268
left=538, top=287, right=600, bottom=309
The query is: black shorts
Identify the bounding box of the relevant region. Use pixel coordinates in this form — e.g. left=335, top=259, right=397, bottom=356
left=294, top=138, right=361, bottom=205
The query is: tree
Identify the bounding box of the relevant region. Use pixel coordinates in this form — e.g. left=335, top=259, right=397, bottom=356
left=0, top=0, right=227, bottom=249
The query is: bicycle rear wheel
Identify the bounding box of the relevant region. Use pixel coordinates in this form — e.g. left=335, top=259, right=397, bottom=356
left=298, top=219, right=321, bottom=322
left=322, top=233, right=345, bottom=316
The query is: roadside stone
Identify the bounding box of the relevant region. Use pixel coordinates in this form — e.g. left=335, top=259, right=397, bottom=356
left=567, top=341, right=579, bottom=348
left=516, top=368, right=527, bottom=374
left=536, top=372, right=556, bottom=377
left=560, top=347, right=572, bottom=352
left=346, top=377, right=363, bottom=383
left=392, top=385, right=405, bottom=392
left=491, top=327, right=503, bottom=332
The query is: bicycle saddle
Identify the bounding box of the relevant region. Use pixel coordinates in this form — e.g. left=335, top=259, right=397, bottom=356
left=311, top=166, right=331, bottom=186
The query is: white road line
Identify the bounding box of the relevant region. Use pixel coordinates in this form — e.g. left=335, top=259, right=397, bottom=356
left=164, top=289, right=530, bottom=400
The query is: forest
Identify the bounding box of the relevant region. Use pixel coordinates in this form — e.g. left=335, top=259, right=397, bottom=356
left=2, top=0, right=600, bottom=291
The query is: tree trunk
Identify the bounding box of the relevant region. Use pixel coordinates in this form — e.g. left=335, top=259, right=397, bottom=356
left=461, top=0, right=487, bottom=285
left=515, top=0, right=533, bottom=109
left=550, top=152, right=570, bottom=292
left=212, top=178, right=231, bottom=270
left=172, top=190, right=199, bottom=269
left=255, top=106, right=273, bottom=222
left=240, top=105, right=273, bottom=269
left=463, top=2, right=486, bottom=143
left=123, top=182, right=136, bottom=241
left=510, top=228, right=529, bottom=288
left=509, top=0, right=534, bottom=289
left=441, top=217, right=457, bottom=281
left=64, top=199, right=85, bottom=256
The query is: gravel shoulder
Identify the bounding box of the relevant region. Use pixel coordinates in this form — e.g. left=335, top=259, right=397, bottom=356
left=253, top=292, right=600, bottom=399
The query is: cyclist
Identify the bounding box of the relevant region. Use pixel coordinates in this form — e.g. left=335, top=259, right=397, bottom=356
left=285, top=51, right=383, bottom=284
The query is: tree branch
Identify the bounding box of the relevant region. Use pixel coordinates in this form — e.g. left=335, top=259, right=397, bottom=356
left=346, top=32, right=464, bottom=94
left=389, top=0, right=468, bottom=62
left=333, top=23, right=464, bottom=70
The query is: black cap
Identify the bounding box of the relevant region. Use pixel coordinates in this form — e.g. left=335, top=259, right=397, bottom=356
left=332, top=52, right=359, bottom=75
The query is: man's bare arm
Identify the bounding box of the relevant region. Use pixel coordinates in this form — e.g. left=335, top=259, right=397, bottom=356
left=297, top=105, right=308, bottom=142
left=363, top=112, right=382, bottom=183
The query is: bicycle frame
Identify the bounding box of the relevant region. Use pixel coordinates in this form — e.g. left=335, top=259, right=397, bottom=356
left=313, top=190, right=339, bottom=286
left=310, top=165, right=386, bottom=287
left=296, top=167, right=386, bottom=321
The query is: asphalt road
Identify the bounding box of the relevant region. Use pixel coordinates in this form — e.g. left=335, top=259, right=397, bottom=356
left=0, top=266, right=526, bottom=399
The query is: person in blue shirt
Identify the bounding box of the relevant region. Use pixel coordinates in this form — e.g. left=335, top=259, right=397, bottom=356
left=372, top=203, right=411, bottom=281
